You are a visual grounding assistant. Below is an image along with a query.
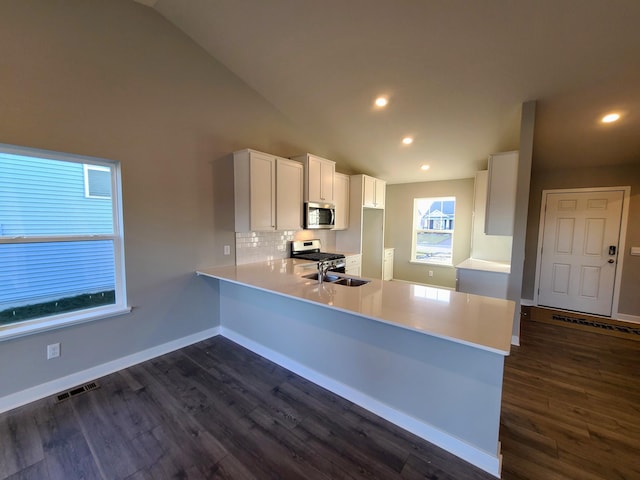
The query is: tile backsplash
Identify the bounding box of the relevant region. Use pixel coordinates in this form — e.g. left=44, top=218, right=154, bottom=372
left=235, top=230, right=336, bottom=265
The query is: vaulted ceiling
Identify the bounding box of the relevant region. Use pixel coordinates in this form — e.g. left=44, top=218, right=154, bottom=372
left=135, top=0, right=640, bottom=183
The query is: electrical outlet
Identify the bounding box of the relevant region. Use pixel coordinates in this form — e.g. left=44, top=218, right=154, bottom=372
left=224, top=245, right=231, bottom=255
left=428, top=270, right=434, bottom=277
left=47, top=343, right=61, bottom=359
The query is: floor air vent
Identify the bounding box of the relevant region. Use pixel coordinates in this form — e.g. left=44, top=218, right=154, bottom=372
left=55, top=381, right=100, bottom=403
left=551, top=314, right=640, bottom=337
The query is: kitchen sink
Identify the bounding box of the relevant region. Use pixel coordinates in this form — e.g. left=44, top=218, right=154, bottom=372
left=302, top=272, right=370, bottom=287
left=334, top=277, right=370, bottom=287
left=302, top=272, right=341, bottom=283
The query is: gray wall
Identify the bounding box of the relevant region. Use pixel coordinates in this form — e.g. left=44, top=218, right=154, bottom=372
left=385, top=178, right=474, bottom=288
left=0, top=0, right=322, bottom=399
left=523, top=163, right=640, bottom=316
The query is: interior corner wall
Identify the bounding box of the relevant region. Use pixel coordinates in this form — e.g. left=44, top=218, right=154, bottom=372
left=0, top=0, right=320, bottom=401
left=385, top=178, right=474, bottom=288
left=522, top=163, right=640, bottom=317
left=507, top=101, right=535, bottom=341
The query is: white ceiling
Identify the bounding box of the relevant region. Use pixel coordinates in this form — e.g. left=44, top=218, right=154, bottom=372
left=136, top=0, right=640, bottom=183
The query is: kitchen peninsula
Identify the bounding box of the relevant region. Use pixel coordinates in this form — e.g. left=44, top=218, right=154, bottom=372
left=197, top=259, right=514, bottom=477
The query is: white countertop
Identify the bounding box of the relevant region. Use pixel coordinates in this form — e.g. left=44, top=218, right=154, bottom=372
left=455, top=258, right=511, bottom=274
left=197, top=259, right=514, bottom=355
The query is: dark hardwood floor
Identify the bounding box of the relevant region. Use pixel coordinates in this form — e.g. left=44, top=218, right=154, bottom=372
left=1, top=318, right=639, bottom=479
left=500, top=318, right=640, bottom=480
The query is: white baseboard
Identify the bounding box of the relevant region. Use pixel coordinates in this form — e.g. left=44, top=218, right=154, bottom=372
left=511, top=335, right=520, bottom=346
left=0, top=327, right=220, bottom=414
left=222, top=326, right=501, bottom=478
left=615, top=313, right=640, bottom=324
left=390, top=278, right=456, bottom=291
left=520, top=298, right=535, bottom=306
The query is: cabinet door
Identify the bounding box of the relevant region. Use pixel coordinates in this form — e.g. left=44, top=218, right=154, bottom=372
left=456, top=268, right=509, bottom=299
left=345, top=255, right=361, bottom=276
left=276, top=158, right=303, bottom=230
left=363, top=175, right=376, bottom=207
left=383, top=248, right=394, bottom=280
left=301, top=154, right=335, bottom=204
left=250, top=153, right=276, bottom=231
left=485, top=151, right=518, bottom=235
left=320, top=159, right=335, bottom=203
left=307, top=156, right=323, bottom=202
left=333, top=172, right=349, bottom=230
left=374, top=179, right=386, bottom=208
left=363, top=175, right=385, bottom=208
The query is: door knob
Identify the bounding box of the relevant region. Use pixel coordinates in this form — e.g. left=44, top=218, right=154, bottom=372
left=608, top=259, right=615, bottom=263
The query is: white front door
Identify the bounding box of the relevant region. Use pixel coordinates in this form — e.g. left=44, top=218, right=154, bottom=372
left=538, top=189, right=624, bottom=316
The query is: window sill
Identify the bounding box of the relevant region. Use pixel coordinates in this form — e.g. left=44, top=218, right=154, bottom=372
left=409, top=260, right=454, bottom=268
left=0, top=305, right=132, bottom=342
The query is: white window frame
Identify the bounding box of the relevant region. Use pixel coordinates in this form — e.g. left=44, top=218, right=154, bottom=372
left=411, top=196, right=456, bottom=266
left=0, top=143, right=130, bottom=341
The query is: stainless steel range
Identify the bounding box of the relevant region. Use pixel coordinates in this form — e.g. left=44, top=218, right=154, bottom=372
left=290, top=239, right=346, bottom=273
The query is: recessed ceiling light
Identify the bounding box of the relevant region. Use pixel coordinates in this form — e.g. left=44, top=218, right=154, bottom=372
left=420, top=164, right=430, bottom=171
left=402, top=137, right=413, bottom=145
left=374, top=96, right=388, bottom=108
left=601, top=113, right=621, bottom=123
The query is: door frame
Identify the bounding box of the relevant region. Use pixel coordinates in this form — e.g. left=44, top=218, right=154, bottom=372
left=533, top=186, right=631, bottom=318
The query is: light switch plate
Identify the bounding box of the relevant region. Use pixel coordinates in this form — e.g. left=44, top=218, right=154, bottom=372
left=631, top=247, right=640, bottom=256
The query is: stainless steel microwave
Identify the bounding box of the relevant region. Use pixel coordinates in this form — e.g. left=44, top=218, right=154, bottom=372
left=305, top=202, right=335, bottom=229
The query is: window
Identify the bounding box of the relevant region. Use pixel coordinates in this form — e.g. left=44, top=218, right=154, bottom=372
left=411, top=197, right=456, bottom=265
left=0, top=143, right=128, bottom=339
left=84, top=164, right=112, bottom=199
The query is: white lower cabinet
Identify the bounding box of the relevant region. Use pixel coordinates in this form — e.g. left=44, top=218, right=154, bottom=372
left=383, top=248, right=394, bottom=281
left=345, top=254, right=361, bottom=276
left=456, top=267, right=509, bottom=299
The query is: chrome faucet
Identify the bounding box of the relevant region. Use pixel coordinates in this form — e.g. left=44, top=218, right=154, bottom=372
left=317, top=260, right=331, bottom=284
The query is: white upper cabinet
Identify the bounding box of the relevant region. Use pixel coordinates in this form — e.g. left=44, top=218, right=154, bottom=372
left=234, top=149, right=302, bottom=232
left=292, top=153, right=335, bottom=204
left=362, top=174, right=385, bottom=208
left=276, top=158, right=303, bottom=230
left=485, top=151, right=518, bottom=236
left=471, top=170, right=513, bottom=262
left=333, top=172, right=350, bottom=230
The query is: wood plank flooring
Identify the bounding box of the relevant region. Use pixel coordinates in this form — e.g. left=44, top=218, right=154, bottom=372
left=500, top=318, right=640, bottom=480
left=1, top=318, right=639, bottom=479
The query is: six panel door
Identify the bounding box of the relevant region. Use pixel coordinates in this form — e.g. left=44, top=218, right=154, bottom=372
left=538, top=190, right=624, bottom=316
